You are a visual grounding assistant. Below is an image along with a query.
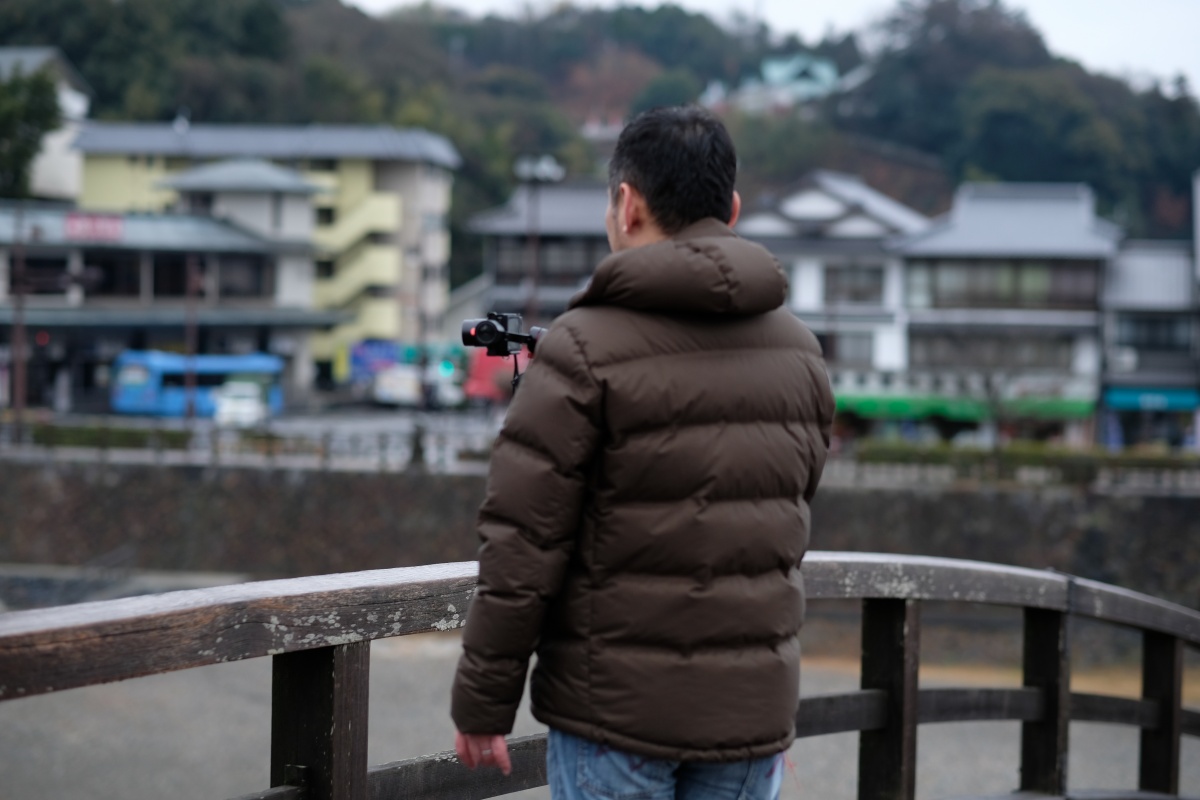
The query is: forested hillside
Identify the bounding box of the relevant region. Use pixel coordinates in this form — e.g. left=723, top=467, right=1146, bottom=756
left=4, top=0, right=1200, bottom=282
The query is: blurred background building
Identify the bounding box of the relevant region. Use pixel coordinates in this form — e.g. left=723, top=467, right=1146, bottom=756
left=467, top=171, right=1200, bottom=450
left=73, top=123, right=460, bottom=387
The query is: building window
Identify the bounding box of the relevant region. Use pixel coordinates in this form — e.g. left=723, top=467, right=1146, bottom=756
left=316, top=259, right=336, bottom=279
left=15, top=256, right=69, bottom=295
left=219, top=256, right=271, bottom=297
left=497, top=240, right=524, bottom=277
left=1116, top=315, right=1192, bottom=352
left=422, top=212, right=446, bottom=233
left=86, top=251, right=140, bottom=297
left=316, top=207, right=337, bottom=227
left=542, top=240, right=589, bottom=275
left=906, top=260, right=1097, bottom=310
left=187, top=193, right=214, bottom=216
left=825, top=265, right=884, bottom=305
left=152, top=253, right=190, bottom=297
left=909, top=333, right=1072, bottom=369
left=309, top=159, right=338, bottom=172
left=906, top=264, right=932, bottom=308
left=271, top=192, right=283, bottom=232
left=496, top=237, right=596, bottom=286
left=817, top=332, right=873, bottom=365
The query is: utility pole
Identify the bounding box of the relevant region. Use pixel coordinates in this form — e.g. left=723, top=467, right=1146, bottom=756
left=185, top=253, right=199, bottom=421
left=11, top=202, right=27, bottom=443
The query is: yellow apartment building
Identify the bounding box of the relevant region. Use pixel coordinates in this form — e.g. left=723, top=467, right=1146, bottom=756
left=75, top=123, right=459, bottom=383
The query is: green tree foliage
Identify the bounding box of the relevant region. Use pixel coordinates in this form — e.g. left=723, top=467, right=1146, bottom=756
left=724, top=112, right=833, bottom=201
left=0, top=0, right=289, bottom=120
left=631, top=69, right=702, bottom=115
left=839, top=0, right=1053, bottom=157
left=0, top=67, right=61, bottom=198
left=598, top=5, right=746, bottom=84
left=959, top=66, right=1126, bottom=191
left=1134, top=82, right=1200, bottom=236
left=837, top=0, right=1200, bottom=236
left=300, top=56, right=385, bottom=122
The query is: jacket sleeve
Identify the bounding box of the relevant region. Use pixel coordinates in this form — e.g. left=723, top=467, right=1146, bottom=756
left=451, top=320, right=602, bottom=734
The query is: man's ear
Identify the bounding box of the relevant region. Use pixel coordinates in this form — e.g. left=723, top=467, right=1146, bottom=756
left=727, top=190, right=741, bottom=228
left=619, top=182, right=649, bottom=235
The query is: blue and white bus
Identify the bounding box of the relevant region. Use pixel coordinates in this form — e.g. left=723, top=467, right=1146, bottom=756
left=111, top=350, right=284, bottom=418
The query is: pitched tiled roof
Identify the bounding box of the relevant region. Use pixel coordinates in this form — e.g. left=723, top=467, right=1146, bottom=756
left=160, top=159, right=321, bottom=194
left=896, top=183, right=1121, bottom=259
left=0, top=201, right=273, bottom=253
left=469, top=181, right=608, bottom=236
left=75, top=123, right=461, bottom=169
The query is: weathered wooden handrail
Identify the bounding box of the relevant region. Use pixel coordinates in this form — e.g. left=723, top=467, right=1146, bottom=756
left=1, top=553, right=1197, bottom=800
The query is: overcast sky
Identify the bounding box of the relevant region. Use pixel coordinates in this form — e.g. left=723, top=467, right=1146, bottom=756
left=345, top=0, right=1200, bottom=90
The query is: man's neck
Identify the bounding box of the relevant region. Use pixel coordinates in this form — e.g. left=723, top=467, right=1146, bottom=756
left=619, top=225, right=670, bottom=251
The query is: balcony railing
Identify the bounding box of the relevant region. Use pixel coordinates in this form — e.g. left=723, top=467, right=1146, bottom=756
left=0, top=553, right=1196, bottom=800
left=313, top=194, right=401, bottom=255
left=315, top=244, right=402, bottom=309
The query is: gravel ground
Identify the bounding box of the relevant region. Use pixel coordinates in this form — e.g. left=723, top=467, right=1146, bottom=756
left=0, top=631, right=1196, bottom=800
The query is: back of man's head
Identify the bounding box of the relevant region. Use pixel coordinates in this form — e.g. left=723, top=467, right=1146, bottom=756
left=609, top=106, right=737, bottom=236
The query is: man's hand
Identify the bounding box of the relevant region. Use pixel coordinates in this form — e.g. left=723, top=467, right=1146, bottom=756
left=455, top=731, right=512, bottom=776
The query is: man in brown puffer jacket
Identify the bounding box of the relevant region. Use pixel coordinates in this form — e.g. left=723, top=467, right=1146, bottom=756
left=452, top=106, right=835, bottom=799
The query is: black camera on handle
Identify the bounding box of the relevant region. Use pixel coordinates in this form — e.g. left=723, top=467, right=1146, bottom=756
left=461, top=312, right=546, bottom=357
left=462, top=312, right=547, bottom=393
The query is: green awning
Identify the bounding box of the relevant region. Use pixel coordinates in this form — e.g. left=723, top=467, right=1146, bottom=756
left=836, top=394, right=1094, bottom=421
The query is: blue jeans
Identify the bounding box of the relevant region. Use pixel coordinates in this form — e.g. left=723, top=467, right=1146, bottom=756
left=546, top=728, right=784, bottom=800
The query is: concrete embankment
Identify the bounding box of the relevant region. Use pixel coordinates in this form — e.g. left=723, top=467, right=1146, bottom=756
left=1, top=461, right=1198, bottom=610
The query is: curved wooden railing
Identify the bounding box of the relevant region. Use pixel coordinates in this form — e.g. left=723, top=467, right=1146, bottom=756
left=1, top=553, right=1197, bottom=800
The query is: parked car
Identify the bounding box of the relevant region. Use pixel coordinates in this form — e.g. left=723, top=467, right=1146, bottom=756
left=213, top=381, right=269, bottom=428
left=372, top=363, right=464, bottom=409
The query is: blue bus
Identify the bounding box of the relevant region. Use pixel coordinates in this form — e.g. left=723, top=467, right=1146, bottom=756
left=111, top=350, right=284, bottom=418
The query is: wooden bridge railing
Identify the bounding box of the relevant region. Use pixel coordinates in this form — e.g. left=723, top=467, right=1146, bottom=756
left=1, top=553, right=1197, bottom=800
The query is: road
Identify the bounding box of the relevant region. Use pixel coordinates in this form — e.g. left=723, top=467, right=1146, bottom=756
left=1, top=632, right=1196, bottom=800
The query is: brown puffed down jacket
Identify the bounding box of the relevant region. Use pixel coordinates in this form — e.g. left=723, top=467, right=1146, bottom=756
left=451, top=218, right=835, bottom=761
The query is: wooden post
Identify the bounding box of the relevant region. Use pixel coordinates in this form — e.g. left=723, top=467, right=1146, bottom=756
left=858, top=598, right=920, bottom=800
left=1020, top=607, right=1070, bottom=794
left=271, top=642, right=370, bottom=800
left=1139, top=631, right=1183, bottom=794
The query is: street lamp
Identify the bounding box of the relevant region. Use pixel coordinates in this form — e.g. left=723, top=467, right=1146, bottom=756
left=513, top=155, right=565, bottom=325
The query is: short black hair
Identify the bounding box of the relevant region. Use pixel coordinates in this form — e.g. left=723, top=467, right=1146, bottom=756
left=608, top=105, right=737, bottom=235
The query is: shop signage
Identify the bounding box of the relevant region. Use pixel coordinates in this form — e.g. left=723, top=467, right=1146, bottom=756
left=1103, top=387, right=1200, bottom=412
left=65, top=213, right=124, bottom=242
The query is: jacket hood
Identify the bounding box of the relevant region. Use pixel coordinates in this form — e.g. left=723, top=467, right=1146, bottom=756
left=570, top=218, right=788, bottom=316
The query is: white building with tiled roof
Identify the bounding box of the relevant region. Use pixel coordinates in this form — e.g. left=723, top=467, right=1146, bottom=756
left=738, top=170, right=929, bottom=379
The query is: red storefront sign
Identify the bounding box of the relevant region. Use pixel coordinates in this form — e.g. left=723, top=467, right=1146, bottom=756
left=65, top=213, right=124, bottom=242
